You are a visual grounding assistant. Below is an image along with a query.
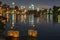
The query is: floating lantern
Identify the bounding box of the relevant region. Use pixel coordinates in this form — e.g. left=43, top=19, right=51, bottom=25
left=28, top=30, right=37, bottom=37
left=8, top=30, right=19, bottom=37
left=13, top=31, right=19, bottom=37
left=8, top=30, right=14, bottom=36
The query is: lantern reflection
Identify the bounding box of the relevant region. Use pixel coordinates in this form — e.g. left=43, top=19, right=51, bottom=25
left=12, top=37, right=19, bottom=40
left=29, top=37, right=37, bottom=40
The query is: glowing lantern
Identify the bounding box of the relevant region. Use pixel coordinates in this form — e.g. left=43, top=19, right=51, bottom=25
left=8, top=30, right=19, bottom=37
left=8, top=30, right=14, bottom=36
left=13, top=31, right=19, bottom=37
left=28, top=30, right=37, bottom=37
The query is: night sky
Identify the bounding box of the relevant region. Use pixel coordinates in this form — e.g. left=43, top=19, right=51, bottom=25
left=0, top=0, right=60, bottom=9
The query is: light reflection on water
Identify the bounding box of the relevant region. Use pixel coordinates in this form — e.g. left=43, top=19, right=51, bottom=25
left=12, top=37, right=19, bottom=40
left=0, top=37, right=37, bottom=40
left=28, top=37, right=37, bottom=40
left=5, top=14, right=53, bottom=40
left=6, top=35, right=38, bottom=40
left=28, top=14, right=52, bottom=25
left=19, top=37, right=37, bottom=40
left=8, top=14, right=52, bottom=28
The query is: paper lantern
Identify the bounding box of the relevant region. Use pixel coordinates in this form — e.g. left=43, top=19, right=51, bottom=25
left=13, top=31, right=19, bottom=37
left=28, top=30, right=37, bottom=37
left=8, top=30, right=19, bottom=37
left=8, top=30, right=14, bottom=36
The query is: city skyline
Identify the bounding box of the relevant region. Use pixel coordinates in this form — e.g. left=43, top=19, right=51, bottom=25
left=0, top=0, right=60, bottom=9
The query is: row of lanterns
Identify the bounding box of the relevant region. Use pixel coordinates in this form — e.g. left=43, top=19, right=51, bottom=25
left=8, top=30, right=37, bottom=38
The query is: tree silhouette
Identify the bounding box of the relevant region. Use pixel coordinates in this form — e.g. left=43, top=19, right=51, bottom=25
left=15, top=6, right=18, bottom=10
left=0, top=1, right=2, bottom=6
left=0, top=16, right=7, bottom=38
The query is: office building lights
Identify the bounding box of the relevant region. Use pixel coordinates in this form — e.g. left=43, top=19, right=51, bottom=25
left=11, top=2, right=15, bottom=8
left=31, top=4, right=34, bottom=10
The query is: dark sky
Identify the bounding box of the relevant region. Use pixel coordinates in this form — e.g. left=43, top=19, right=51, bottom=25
left=0, top=0, right=60, bottom=9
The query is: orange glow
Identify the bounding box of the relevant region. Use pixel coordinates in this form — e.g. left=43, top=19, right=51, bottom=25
left=8, top=30, right=19, bottom=37
left=28, top=30, right=37, bottom=37
left=37, top=8, right=40, bottom=12
left=22, top=10, right=27, bottom=14
left=0, top=7, right=2, bottom=10
left=7, top=8, right=9, bottom=11
left=8, top=30, right=14, bottom=36
left=6, top=14, right=9, bottom=22
left=0, top=14, right=2, bottom=16
left=13, top=31, right=19, bottom=37
left=14, top=14, right=16, bottom=23
left=2, top=20, right=6, bottom=24
left=14, top=10, right=17, bottom=12
left=24, top=14, right=27, bottom=21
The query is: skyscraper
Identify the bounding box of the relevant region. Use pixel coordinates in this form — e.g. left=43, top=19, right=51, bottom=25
left=29, top=4, right=35, bottom=10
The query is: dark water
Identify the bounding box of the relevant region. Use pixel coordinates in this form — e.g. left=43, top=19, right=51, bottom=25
left=2, top=15, right=60, bottom=40
left=2, top=23, right=60, bottom=40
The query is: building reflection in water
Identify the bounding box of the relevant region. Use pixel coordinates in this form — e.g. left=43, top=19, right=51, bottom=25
left=0, top=6, right=54, bottom=40
left=0, top=9, right=52, bottom=26
left=28, top=14, right=34, bottom=25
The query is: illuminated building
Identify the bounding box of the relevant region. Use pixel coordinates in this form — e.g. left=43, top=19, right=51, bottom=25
left=10, top=2, right=15, bottom=8
left=21, top=6, right=25, bottom=9
left=37, top=7, right=40, bottom=12
left=10, top=2, right=15, bottom=27
left=9, top=2, right=18, bottom=28
left=29, top=4, right=35, bottom=10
